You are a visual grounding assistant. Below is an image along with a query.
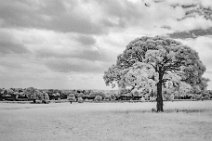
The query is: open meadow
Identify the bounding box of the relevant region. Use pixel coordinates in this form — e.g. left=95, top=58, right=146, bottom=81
left=0, top=101, right=212, bottom=141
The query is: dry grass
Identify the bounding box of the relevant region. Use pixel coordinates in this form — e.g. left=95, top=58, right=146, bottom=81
left=0, top=101, right=212, bottom=141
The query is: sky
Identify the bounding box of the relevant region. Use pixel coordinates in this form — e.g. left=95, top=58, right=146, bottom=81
left=0, top=0, right=212, bottom=90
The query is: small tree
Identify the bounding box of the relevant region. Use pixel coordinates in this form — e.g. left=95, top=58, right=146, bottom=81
left=41, top=92, right=50, bottom=103
left=104, top=36, right=207, bottom=112
left=77, top=97, right=84, bottom=103
left=24, top=87, right=49, bottom=103
left=94, top=95, right=103, bottom=102
left=67, top=94, right=76, bottom=103
left=24, top=87, right=37, bottom=102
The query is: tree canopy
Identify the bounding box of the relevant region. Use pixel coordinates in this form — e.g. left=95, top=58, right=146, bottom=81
left=103, top=36, right=207, bottom=112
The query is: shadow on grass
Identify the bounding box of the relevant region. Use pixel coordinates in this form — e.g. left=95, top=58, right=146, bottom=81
left=111, top=108, right=212, bottom=114
left=164, top=109, right=208, bottom=113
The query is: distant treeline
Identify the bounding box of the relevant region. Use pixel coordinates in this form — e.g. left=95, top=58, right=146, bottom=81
left=0, top=87, right=211, bottom=103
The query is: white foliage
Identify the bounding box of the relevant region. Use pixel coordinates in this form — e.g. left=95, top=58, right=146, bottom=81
left=118, top=62, right=158, bottom=91
left=104, top=37, right=205, bottom=96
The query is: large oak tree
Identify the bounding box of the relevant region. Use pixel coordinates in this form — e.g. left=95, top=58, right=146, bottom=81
left=103, top=36, right=207, bottom=112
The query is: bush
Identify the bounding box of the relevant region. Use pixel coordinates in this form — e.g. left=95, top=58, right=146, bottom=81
left=94, top=95, right=103, bottom=102
left=24, top=87, right=50, bottom=103
left=89, top=91, right=105, bottom=100
left=192, top=94, right=202, bottom=100
left=24, top=87, right=36, bottom=100
left=60, top=90, right=69, bottom=99
left=110, top=94, right=117, bottom=101
left=140, top=97, right=145, bottom=102
left=67, top=94, right=76, bottom=103
left=150, top=97, right=156, bottom=101
left=77, top=93, right=85, bottom=99
left=163, top=94, right=174, bottom=101
left=42, top=92, right=50, bottom=104
left=52, top=92, right=60, bottom=100
left=104, top=95, right=111, bottom=101
left=77, top=97, right=83, bottom=103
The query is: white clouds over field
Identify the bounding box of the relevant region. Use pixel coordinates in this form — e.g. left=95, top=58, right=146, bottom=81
left=0, top=0, right=211, bottom=89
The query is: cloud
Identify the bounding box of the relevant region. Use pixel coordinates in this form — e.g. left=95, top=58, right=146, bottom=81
left=0, top=30, right=29, bottom=54
left=0, top=0, right=187, bottom=35
left=0, top=0, right=212, bottom=89
left=164, top=0, right=212, bottom=8
left=36, top=47, right=113, bottom=62
left=44, top=58, right=110, bottom=73
left=0, top=0, right=105, bottom=34
left=76, top=35, right=96, bottom=46
left=0, top=0, right=211, bottom=36
left=168, top=27, right=212, bottom=39
left=159, top=0, right=212, bottom=39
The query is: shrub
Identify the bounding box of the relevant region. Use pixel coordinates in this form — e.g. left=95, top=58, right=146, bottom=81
left=24, top=87, right=36, bottom=100
left=67, top=94, right=76, bottom=103
left=150, top=96, right=156, bottom=101
left=140, top=97, right=145, bottom=102
left=77, top=97, right=83, bottom=103
left=104, top=95, right=111, bottom=101
left=89, top=91, right=105, bottom=100
left=170, top=94, right=175, bottom=101
left=110, top=94, right=117, bottom=101
left=60, top=90, right=69, bottom=99
left=192, top=94, right=202, bottom=100
left=42, top=92, right=50, bottom=104
left=77, top=93, right=85, bottom=99
left=52, top=92, right=60, bottom=100
left=94, top=95, right=103, bottom=102
left=24, top=87, right=50, bottom=103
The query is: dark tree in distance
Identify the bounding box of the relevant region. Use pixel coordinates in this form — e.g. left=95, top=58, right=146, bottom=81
left=103, top=36, right=207, bottom=112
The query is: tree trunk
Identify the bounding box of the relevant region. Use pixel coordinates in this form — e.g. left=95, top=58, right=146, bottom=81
left=156, top=71, right=164, bottom=112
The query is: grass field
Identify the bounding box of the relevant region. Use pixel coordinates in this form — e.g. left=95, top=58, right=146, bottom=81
left=0, top=101, right=212, bottom=141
